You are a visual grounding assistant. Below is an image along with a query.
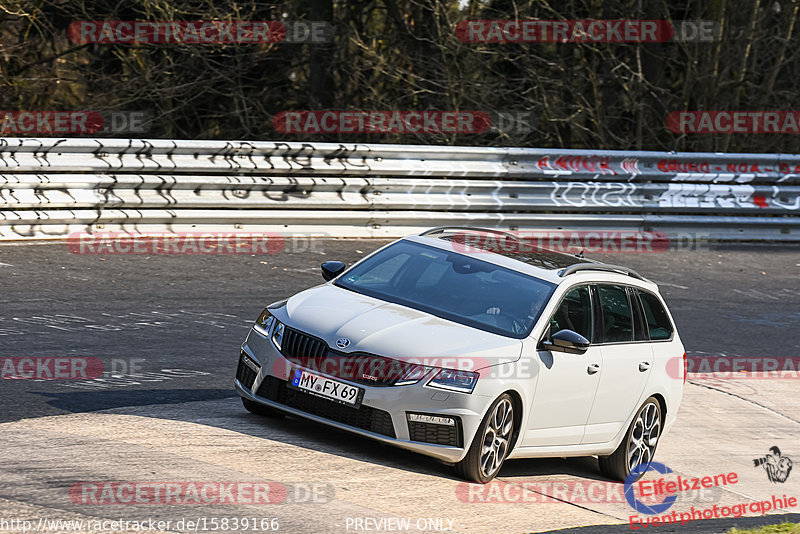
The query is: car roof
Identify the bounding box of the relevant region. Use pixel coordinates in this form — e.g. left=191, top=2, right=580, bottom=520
left=404, top=229, right=660, bottom=292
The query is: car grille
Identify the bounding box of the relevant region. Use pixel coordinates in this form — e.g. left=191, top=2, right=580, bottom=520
left=407, top=418, right=463, bottom=447
left=280, top=327, right=414, bottom=387
left=256, top=376, right=396, bottom=438
left=282, top=327, right=328, bottom=359
left=236, top=352, right=259, bottom=390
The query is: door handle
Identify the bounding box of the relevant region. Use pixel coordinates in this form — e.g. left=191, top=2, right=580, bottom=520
left=639, top=362, right=651, bottom=372
left=587, top=363, right=600, bottom=375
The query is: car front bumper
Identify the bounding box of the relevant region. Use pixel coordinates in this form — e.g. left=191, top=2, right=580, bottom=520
left=235, top=326, right=495, bottom=464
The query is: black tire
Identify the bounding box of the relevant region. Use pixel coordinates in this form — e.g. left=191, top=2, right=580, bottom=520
left=241, top=397, right=285, bottom=418
left=598, top=396, right=662, bottom=481
left=454, top=393, right=515, bottom=483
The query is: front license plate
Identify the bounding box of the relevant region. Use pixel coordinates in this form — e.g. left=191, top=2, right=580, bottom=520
left=289, top=368, right=363, bottom=407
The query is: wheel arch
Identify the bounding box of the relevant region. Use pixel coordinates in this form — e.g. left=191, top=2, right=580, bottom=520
left=639, top=392, right=667, bottom=429
left=503, top=388, right=525, bottom=453
left=651, top=392, right=667, bottom=426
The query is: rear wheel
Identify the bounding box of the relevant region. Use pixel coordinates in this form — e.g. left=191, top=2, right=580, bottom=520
left=454, top=393, right=515, bottom=483
left=241, top=397, right=285, bottom=418
left=598, top=397, right=662, bottom=481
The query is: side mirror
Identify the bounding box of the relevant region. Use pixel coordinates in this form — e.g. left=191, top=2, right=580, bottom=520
left=321, top=260, right=346, bottom=281
left=539, top=329, right=590, bottom=355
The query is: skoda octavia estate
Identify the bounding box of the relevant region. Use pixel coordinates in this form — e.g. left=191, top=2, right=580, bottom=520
left=235, top=227, right=685, bottom=483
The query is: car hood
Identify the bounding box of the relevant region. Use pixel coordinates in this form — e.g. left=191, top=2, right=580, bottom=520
left=272, top=284, right=523, bottom=370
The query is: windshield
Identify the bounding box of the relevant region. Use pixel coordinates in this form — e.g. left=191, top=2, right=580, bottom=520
left=334, top=240, right=556, bottom=338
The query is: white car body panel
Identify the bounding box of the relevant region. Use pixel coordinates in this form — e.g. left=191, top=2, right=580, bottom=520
left=522, top=346, right=602, bottom=447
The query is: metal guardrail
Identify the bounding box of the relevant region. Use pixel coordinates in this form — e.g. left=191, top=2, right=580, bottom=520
left=1, top=138, right=799, bottom=240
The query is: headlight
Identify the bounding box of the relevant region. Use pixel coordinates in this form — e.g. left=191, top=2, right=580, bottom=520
left=394, top=364, right=432, bottom=386
left=253, top=309, right=275, bottom=336
left=427, top=368, right=479, bottom=394
left=272, top=321, right=285, bottom=350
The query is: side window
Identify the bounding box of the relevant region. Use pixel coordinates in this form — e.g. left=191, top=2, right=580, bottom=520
left=549, top=286, right=593, bottom=342
left=597, top=285, right=633, bottom=343
left=638, top=291, right=674, bottom=341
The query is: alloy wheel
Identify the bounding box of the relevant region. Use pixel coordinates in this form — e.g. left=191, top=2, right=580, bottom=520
left=626, top=401, right=661, bottom=472
left=480, top=398, right=514, bottom=478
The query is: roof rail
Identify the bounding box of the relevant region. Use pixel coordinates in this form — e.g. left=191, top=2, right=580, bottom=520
left=419, top=226, right=519, bottom=241
left=558, top=263, right=645, bottom=280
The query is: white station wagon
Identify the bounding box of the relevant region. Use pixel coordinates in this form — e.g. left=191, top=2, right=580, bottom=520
left=236, top=227, right=685, bottom=482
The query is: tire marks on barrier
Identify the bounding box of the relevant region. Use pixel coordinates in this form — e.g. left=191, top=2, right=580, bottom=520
left=7, top=180, right=797, bottom=212
left=0, top=139, right=799, bottom=240
left=548, top=181, right=800, bottom=210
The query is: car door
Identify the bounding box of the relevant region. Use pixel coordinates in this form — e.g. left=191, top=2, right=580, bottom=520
left=523, top=284, right=603, bottom=447
left=582, top=284, right=653, bottom=444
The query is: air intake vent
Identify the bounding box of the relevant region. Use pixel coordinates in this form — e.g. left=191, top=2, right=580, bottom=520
left=236, top=352, right=259, bottom=390
left=256, top=376, right=396, bottom=438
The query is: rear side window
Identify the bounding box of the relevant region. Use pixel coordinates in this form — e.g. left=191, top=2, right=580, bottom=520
left=597, top=285, right=633, bottom=343
left=638, top=291, right=674, bottom=341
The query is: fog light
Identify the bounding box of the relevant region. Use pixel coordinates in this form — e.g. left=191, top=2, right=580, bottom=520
left=407, top=412, right=455, bottom=426
left=241, top=353, right=261, bottom=372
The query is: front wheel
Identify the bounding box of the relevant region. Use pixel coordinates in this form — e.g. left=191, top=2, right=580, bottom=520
left=598, top=396, right=662, bottom=481
left=454, top=393, right=515, bottom=483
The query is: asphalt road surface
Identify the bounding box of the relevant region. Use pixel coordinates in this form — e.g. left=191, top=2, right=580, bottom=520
left=0, top=240, right=799, bottom=534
